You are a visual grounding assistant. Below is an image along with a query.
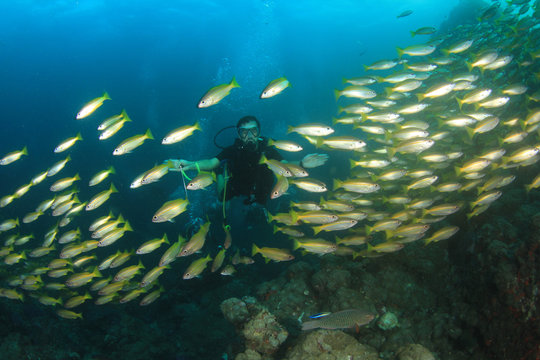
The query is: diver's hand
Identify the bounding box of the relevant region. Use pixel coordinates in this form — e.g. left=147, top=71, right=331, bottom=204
left=166, top=159, right=193, bottom=172
left=301, top=153, right=329, bottom=168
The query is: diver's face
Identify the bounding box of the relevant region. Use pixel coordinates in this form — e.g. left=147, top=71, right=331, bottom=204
left=238, top=121, right=260, bottom=145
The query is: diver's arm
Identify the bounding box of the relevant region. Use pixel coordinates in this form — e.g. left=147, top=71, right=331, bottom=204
left=171, top=158, right=220, bottom=172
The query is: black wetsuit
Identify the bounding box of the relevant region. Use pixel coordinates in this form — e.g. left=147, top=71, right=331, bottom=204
left=216, top=137, right=283, bottom=204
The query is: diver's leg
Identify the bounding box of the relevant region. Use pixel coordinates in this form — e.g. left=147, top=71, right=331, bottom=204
left=217, top=173, right=225, bottom=198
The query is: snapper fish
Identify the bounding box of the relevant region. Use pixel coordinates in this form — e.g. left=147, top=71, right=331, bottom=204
left=152, top=198, right=189, bottom=223
left=288, top=123, right=334, bottom=137
left=89, top=166, right=115, bottom=186
left=99, top=112, right=132, bottom=140
left=0, top=146, right=28, bottom=165
left=252, top=244, right=294, bottom=262
left=260, top=77, right=290, bottom=98
left=113, top=129, right=154, bottom=155
left=54, top=133, right=82, bottom=153
left=76, top=92, right=111, bottom=119
left=162, top=122, right=201, bottom=145
left=410, top=26, right=436, bottom=37
left=198, top=77, right=240, bottom=108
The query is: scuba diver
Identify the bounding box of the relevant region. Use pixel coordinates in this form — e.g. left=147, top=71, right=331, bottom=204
left=169, top=115, right=328, bottom=206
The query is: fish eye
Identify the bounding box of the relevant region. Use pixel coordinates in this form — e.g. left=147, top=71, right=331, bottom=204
left=152, top=216, right=158, bottom=220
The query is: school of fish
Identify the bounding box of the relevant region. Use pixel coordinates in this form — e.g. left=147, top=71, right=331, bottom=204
left=1, top=1, right=540, bottom=320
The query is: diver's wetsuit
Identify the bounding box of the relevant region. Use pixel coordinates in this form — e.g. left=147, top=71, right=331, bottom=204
left=216, top=137, right=282, bottom=204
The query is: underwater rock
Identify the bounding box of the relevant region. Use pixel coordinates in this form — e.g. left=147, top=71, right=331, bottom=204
left=234, top=348, right=263, bottom=360
left=327, top=287, right=374, bottom=313
left=256, top=261, right=318, bottom=324
left=378, top=311, right=399, bottom=330
left=312, top=267, right=352, bottom=294
left=284, top=329, right=379, bottom=360
left=221, top=297, right=251, bottom=326
left=242, top=308, right=288, bottom=355
left=221, top=297, right=288, bottom=357
left=394, top=344, right=435, bottom=360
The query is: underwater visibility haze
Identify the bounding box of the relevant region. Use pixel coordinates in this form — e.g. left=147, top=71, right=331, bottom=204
left=1, top=0, right=540, bottom=359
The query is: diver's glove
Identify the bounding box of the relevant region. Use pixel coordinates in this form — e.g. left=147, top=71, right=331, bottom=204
left=166, top=159, right=192, bottom=172
left=301, top=153, right=329, bottom=168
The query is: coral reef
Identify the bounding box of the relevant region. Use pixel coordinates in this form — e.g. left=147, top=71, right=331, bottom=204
left=284, top=329, right=379, bottom=360
left=220, top=296, right=288, bottom=359
left=395, top=344, right=436, bottom=360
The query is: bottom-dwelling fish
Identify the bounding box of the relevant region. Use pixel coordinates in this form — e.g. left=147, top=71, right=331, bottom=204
left=301, top=309, right=376, bottom=331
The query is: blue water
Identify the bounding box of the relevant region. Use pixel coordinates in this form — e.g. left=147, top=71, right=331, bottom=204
left=0, top=0, right=458, bottom=160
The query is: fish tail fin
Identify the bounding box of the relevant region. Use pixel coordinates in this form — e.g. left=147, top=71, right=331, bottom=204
left=103, top=91, right=111, bottom=100
left=21, top=146, right=28, bottom=156
left=410, top=31, right=416, bottom=37
left=108, top=166, right=116, bottom=174
left=109, top=183, right=118, bottom=193
left=251, top=244, right=260, bottom=256
left=123, top=111, right=132, bottom=122
left=194, top=121, right=202, bottom=131
left=334, top=89, right=341, bottom=101
left=76, top=132, right=83, bottom=141
left=292, top=239, right=301, bottom=250
left=456, top=97, right=464, bottom=110
left=365, top=225, right=372, bottom=235
left=145, top=129, right=154, bottom=140
left=387, top=147, right=396, bottom=159
left=163, top=233, right=169, bottom=244
left=315, top=137, right=324, bottom=149
left=465, top=126, right=475, bottom=140
left=230, top=76, right=240, bottom=88
left=289, top=210, right=299, bottom=224
left=333, top=179, right=343, bottom=191
left=396, top=47, right=404, bottom=59
left=123, top=220, right=133, bottom=232
left=258, top=154, right=268, bottom=165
